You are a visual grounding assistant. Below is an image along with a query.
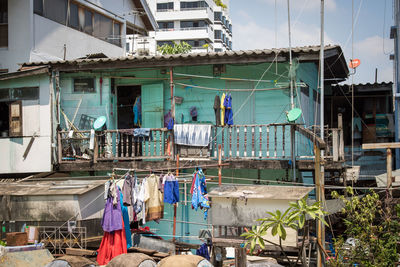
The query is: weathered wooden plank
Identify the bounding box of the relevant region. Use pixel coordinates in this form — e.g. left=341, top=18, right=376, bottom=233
left=58, top=158, right=344, bottom=172
left=362, top=142, right=400, bottom=149
left=332, top=129, right=339, bottom=161
left=295, top=125, right=326, bottom=149
left=65, top=248, right=97, bottom=256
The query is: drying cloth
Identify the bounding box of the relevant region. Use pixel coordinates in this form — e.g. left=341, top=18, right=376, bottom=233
left=224, top=93, right=233, bottom=125
left=133, top=128, right=152, bottom=141
left=164, top=180, right=180, bottom=204
left=101, top=187, right=123, bottom=232
left=96, top=222, right=127, bottom=265
left=120, top=190, right=132, bottom=249
left=164, top=111, right=174, bottom=130
left=122, top=174, right=133, bottom=206
left=191, top=169, right=210, bottom=220
left=196, top=243, right=210, bottom=260
left=213, top=95, right=221, bottom=126
left=144, top=174, right=164, bottom=222
left=220, top=93, right=226, bottom=126
left=133, top=96, right=141, bottom=127
left=174, top=124, right=212, bottom=147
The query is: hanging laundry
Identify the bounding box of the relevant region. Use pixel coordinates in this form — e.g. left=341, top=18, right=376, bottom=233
left=220, top=93, right=226, bottom=126
left=190, top=106, right=198, bottom=121
left=133, top=128, right=152, bottom=142
left=174, top=124, right=211, bottom=147
left=136, top=178, right=147, bottom=224
left=163, top=173, right=180, bottom=204
left=144, top=174, right=164, bottom=222
left=196, top=243, right=210, bottom=260
left=191, top=168, right=210, bottom=220
left=97, top=184, right=127, bottom=265
left=133, top=96, right=142, bottom=127
left=119, top=190, right=132, bottom=249
left=122, top=174, right=133, bottom=206
left=224, top=93, right=233, bottom=126
left=213, top=95, right=221, bottom=126
left=101, top=186, right=123, bottom=232
left=164, top=110, right=174, bottom=130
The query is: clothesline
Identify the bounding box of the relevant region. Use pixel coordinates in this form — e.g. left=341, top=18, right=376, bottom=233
left=175, top=82, right=289, bottom=92
left=173, top=72, right=277, bottom=83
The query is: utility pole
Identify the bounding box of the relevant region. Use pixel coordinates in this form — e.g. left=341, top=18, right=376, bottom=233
left=317, top=1, right=325, bottom=266
left=287, top=0, right=294, bottom=109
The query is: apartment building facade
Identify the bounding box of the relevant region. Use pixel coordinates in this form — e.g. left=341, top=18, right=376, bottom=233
left=127, top=0, right=232, bottom=55
left=0, top=0, right=156, bottom=72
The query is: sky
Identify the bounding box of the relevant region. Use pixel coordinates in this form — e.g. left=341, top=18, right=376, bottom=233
left=230, top=0, right=394, bottom=84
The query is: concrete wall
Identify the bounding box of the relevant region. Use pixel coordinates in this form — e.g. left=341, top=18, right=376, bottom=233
left=0, top=0, right=33, bottom=72
left=33, top=15, right=124, bottom=62
left=210, top=197, right=291, bottom=226
left=0, top=74, right=52, bottom=174
left=60, top=73, right=116, bottom=130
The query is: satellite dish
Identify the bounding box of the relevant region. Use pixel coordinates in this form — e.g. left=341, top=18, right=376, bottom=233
left=349, top=59, right=361, bottom=69
left=93, top=116, right=107, bottom=131
left=286, top=108, right=302, bottom=123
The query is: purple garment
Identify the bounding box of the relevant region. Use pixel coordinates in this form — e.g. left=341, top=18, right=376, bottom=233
left=101, top=187, right=123, bottom=232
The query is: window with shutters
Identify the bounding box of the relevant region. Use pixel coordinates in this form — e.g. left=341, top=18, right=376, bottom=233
left=0, top=0, right=7, bottom=48
left=9, top=101, right=22, bottom=137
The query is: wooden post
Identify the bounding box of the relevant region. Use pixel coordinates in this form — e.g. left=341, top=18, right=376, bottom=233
left=57, top=131, right=62, bottom=163
left=332, top=129, right=339, bottom=161
left=218, top=144, right=222, bottom=186
left=93, top=135, right=98, bottom=164
left=387, top=148, right=392, bottom=198
left=338, top=113, right=345, bottom=160
left=314, top=145, right=323, bottom=267
left=173, top=154, right=179, bottom=242
left=235, top=247, right=247, bottom=267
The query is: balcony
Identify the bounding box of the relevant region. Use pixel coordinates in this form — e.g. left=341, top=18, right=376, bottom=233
left=57, top=124, right=344, bottom=172
left=155, top=27, right=213, bottom=42
left=156, top=8, right=213, bottom=23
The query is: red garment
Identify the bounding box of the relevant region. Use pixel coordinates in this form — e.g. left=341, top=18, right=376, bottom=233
left=96, top=221, right=127, bottom=265
left=190, top=172, right=197, bottom=194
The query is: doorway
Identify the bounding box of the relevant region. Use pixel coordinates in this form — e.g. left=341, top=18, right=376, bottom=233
left=117, top=85, right=141, bottom=129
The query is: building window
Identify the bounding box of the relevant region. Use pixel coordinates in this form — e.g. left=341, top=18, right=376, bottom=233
left=183, top=39, right=207, bottom=47
left=157, top=2, right=173, bottom=11
left=214, top=12, right=222, bottom=21
left=158, top=21, right=174, bottom=29
left=215, top=48, right=222, bottom=52
left=157, top=40, right=174, bottom=47
left=214, top=30, right=221, bottom=39
left=0, top=0, right=7, bottom=48
left=74, top=78, right=95, bottom=93
left=84, top=9, right=93, bottom=34
left=181, top=1, right=208, bottom=9
left=33, top=0, right=122, bottom=47
left=68, top=2, right=79, bottom=29
left=180, top=20, right=207, bottom=29
left=0, top=87, right=39, bottom=137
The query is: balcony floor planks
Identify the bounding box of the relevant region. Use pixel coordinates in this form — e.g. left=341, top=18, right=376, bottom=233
left=57, top=159, right=344, bottom=172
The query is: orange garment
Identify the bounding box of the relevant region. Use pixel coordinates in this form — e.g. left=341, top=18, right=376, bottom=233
left=96, top=221, right=127, bottom=265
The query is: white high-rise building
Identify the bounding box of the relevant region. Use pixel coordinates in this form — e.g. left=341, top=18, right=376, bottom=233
left=127, top=0, right=232, bottom=55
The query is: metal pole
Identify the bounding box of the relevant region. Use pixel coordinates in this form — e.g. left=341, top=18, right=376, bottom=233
left=287, top=0, right=294, bottom=109
left=387, top=148, right=393, bottom=198
left=218, top=144, right=222, bottom=186
left=318, top=1, right=325, bottom=266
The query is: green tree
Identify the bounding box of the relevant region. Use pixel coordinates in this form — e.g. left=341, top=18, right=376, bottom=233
left=327, top=187, right=400, bottom=267
left=213, top=0, right=227, bottom=8
left=157, top=41, right=192, bottom=55
left=241, top=195, right=327, bottom=267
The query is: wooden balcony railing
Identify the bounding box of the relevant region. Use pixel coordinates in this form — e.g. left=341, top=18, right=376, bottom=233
left=58, top=123, right=343, bottom=164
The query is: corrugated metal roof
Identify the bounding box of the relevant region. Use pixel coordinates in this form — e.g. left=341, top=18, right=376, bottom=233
left=0, top=180, right=105, bottom=196
left=208, top=185, right=313, bottom=200
left=22, top=45, right=343, bottom=67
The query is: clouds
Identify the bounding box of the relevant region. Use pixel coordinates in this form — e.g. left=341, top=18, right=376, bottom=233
left=350, top=35, right=394, bottom=82
left=233, top=16, right=335, bottom=50
left=259, top=0, right=337, bottom=12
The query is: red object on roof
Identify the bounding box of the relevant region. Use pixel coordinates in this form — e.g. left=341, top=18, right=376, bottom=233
left=349, top=59, right=361, bottom=69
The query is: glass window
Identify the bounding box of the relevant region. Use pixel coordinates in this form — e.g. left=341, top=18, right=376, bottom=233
left=11, top=87, right=39, bottom=100
left=157, top=2, right=173, bottom=11
left=68, top=2, right=79, bottom=29
left=215, top=48, right=222, bottom=52
left=214, top=30, right=221, bottom=39
left=0, top=88, right=9, bottom=101
left=84, top=9, right=93, bottom=34
left=157, top=41, right=174, bottom=47
left=33, top=0, right=43, bottom=15
left=0, top=0, right=7, bottom=48
left=93, top=13, right=113, bottom=43
left=181, top=20, right=206, bottom=28
left=113, top=22, right=121, bottom=46
left=158, top=21, right=174, bottom=29
left=44, top=0, right=68, bottom=25
left=181, top=1, right=208, bottom=9
left=74, top=78, right=95, bottom=93
left=214, top=12, right=221, bottom=21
